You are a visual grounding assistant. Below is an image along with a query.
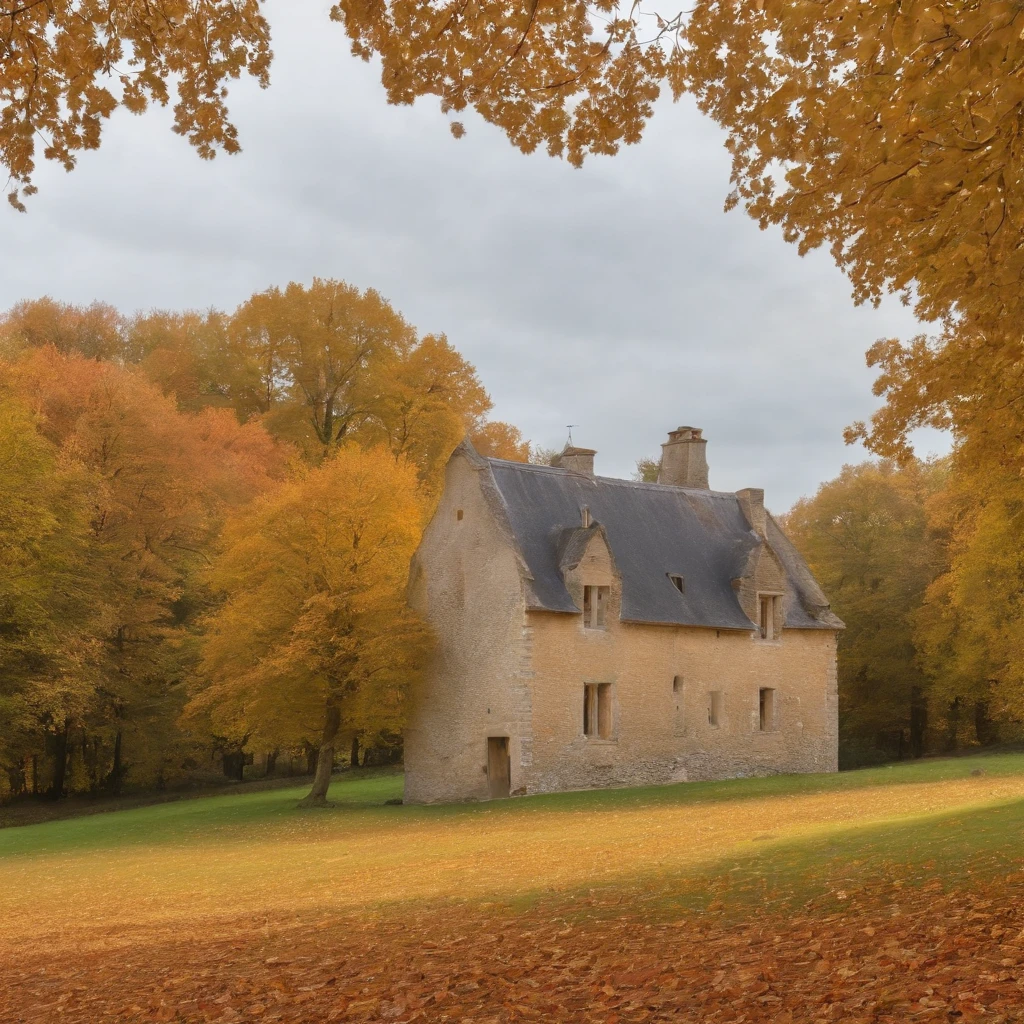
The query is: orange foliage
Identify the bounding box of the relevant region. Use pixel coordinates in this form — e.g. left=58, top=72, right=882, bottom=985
left=5, top=870, right=1024, bottom=1022
left=0, top=0, right=270, bottom=210
left=470, top=418, right=531, bottom=462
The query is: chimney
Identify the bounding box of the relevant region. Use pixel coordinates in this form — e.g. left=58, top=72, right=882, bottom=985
left=552, top=445, right=596, bottom=476
left=736, top=487, right=766, bottom=537
left=657, top=426, right=709, bottom=489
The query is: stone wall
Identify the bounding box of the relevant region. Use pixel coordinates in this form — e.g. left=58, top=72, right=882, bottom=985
left=404, top=453, right=533, bottom=804
left=523, top=610, right=838, bottom=796
left=404, top=451, right=839, bottom=804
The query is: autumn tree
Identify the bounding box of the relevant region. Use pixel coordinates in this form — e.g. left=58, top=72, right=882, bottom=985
left=127, top=309, right=234, bottom=412
left=2, top=346, right=287, bottom=796
left=0, top=0, right=270, bottom=210
left=0, top=297, right=125, bottom=361
left=785, top=460, right=949, bottom=766
left=191, top=445, right=431, bottom=806
left=0, top=285, right=525, bottom=801
left=227, top=279, right=524, bottom=485
left=0, top=398, right=100, bottom=798
left=633, top=456, right=660, bottom=483
left=470, top=420, right=530, bottom=462
left=336, top=4, right=1024, bottom=482
left=914, top=459, right=1024, bottom=748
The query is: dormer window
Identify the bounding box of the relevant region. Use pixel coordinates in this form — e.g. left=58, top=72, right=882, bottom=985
left=668, top=573, right=685, bottom=595
left=759, top=594, right=781, bottom=640
left=582, top=585, right=609, bottom=629
left=581, top=506, right=592, bottom=528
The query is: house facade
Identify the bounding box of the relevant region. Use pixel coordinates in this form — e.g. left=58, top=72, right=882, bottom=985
left=404, top=426, right=842, bottom=803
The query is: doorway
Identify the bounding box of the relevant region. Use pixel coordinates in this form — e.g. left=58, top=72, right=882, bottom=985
left=486, top=736, right=510, bottom=799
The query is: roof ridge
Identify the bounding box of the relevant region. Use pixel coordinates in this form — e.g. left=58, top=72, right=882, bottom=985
left=485, top=458, right=741, bottom=498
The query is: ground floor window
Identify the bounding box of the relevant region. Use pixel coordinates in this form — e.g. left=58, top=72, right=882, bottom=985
left=759, top=687, right=776, bottom=731
left=708, top=690, right=723, bottom=727
left=584, top=682, right=613, bottom=739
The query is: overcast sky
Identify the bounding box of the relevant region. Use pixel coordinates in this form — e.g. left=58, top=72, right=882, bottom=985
left=2, top=2, right=940, bottom=512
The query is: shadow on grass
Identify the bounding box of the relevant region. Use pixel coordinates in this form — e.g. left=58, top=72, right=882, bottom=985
left=537, top=792, right=1024, bottom=925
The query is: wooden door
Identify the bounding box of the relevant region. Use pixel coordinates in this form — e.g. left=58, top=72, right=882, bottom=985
left=487, top=737, right=510, bottom=799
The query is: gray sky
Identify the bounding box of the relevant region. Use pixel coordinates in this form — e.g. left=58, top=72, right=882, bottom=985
left=2, top=1, right=939, bottom=512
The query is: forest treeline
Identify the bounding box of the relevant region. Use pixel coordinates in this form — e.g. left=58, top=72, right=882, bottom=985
left=786, top=457, right=1024, bottom=768
left=2, top=283, right=1020, bottom=800
left=0, top=283, right=528, bottom=803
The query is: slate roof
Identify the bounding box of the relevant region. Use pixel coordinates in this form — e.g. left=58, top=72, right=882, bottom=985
left=480, top=455, right=842, bottom=631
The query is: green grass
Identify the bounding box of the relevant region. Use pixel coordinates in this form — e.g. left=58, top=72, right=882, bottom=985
left=0, top=769, right=405, bottom=856
left=3, top=750, right=1024, bottom=861
left=604, top=791, right=1024, bottom=923
left=3, top=751, right=1024, bottom=948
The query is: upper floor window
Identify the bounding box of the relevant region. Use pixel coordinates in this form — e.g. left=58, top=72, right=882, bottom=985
left=759, top=594, right=780, bottom=640
left=583, top=585, right=609, bottom=629
left=759, top=687, right=776, bottom=731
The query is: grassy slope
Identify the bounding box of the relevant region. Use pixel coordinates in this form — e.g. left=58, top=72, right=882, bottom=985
left=2, top=752, right=1024, bottom=948
left=4, top=749, right=1024, bottom=855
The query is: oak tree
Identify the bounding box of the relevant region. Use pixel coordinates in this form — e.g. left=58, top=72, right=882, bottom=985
left=785, top=459, right=948, bottom=764
left=0, top=0, right=270, bottom=210
left=191, top=444, right=431, bottom=806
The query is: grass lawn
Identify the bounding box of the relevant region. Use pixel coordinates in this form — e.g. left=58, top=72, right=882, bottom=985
left=4, top=753, right=1024, bottom=1022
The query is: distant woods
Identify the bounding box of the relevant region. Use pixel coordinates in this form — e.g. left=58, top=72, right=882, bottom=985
left=0, top=283, right=528, bottom=804
left=2, top=285, right=1021, bottom=800
left=786, top=458, right=1024, bottom=768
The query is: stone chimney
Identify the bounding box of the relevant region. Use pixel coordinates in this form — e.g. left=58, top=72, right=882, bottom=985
left=552, top=444, right=596, bottom=476
left=736, top=487, right=767, bottom=537
left=657, top=426, right=709, bottom=489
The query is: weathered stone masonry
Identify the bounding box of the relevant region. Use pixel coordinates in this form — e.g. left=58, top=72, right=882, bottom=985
left=404, top=426, right=842, bottom=804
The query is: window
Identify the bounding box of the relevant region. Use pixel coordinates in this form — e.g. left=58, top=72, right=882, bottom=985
left=759, top=594, right=780, bottom=640
left=668, top=573, right=685, bottom=594
left=582, top=585, right=610, bottom=629
left=456, top=509, right=464, bottom=521
left=673, top=676, right=684, bottom=736
left=759, top=688, right=776, bottom=731
left=583, top=683, right=612, bottom=738
left=708, top=690, right=723, bottom=727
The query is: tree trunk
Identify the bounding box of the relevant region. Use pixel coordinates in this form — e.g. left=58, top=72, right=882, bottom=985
left=974, top=700, right=996, bottom=746
left=48, top=721, right=70, bottom=800
left=108, top=730, right=124, bottom=795
left=350, top=734, right=360, bottom=769
left=304, top=743, right=319, bottom=775
left=222, top=750, right=245, bottom=781
left=910, top=687, right=928, bottom=758
left=944, top=697, right=960, bottom=753
left=266, top=749, right=278, bottom=777
left=300, top=704, right=341, bottom=807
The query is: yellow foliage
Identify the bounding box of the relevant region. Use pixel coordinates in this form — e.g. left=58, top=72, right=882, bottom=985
left=191, top=444, right=432, bottom=752
left=785, top=459, right=948, bottom=761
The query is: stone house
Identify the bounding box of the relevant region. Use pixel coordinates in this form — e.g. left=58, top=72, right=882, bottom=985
left=404, top=426, right=843, bottom=803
